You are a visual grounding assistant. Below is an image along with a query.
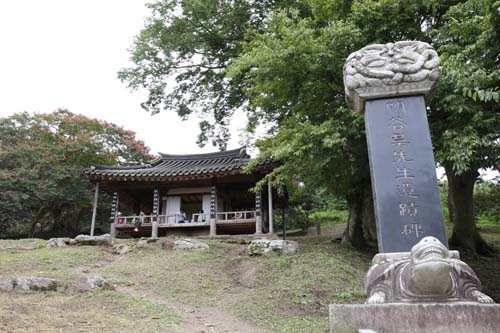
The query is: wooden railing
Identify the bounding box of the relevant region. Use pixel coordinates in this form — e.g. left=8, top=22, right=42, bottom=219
left=116, top=215, right=152, bottom=225
left=191, top=213, right=211, bottom=223
left=158, top=214, right=210, bottom=224
left=116, top=211, right=256, bottom=226
left=216, top=210, right=256, bottom=222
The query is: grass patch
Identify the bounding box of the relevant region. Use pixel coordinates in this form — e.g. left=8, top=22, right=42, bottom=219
left=0, top=246, right=106, bottom=280
left=0, top=290, right=180, bottom=333
left=91, top=290, right=181, bottom=326
left=3, top=225, right=500, bottom=333
left=0, top=238, right=47, bottom=249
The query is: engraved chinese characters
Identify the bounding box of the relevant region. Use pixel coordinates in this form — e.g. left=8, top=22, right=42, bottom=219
left=389, top=102, right=422, bottom=237
left=365, top=96, right=447, bottom=253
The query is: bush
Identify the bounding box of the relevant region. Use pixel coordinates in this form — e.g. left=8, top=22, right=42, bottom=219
left=309, top=209, right=348, bottom=225
left=474, top=183, right=500, bottom=225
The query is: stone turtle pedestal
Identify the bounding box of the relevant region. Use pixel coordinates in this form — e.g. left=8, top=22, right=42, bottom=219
left=330, top=236, right=499, bottom=333
left=330, top=303, right=500, bottom=333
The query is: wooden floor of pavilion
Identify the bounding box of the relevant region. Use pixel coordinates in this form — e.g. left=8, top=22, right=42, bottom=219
left=116, top=220, right=258, bottom=237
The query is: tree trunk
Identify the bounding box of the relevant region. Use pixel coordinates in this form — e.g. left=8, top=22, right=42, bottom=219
left=303, top=210, right=309, bottom=235
left=361, top=185, right=377, bottom=243
left=342, top=183, right=376, bottom=248
left=447, top=181, right=455, bottom=224
left=30, top=207, right=46, bottom=237
left=446, top=166, right=493, bottom=255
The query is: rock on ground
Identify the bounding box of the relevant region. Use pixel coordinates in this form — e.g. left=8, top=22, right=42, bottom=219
left=173, top=239, right=209, bottom=250
left=11, top=277, right=64, bottom=292
left=45, top=238, right=71, bottom=248
left=160, top=239, right=175, bottom=250
left=74, top=234, right=112, bottom=246
left=87, top=276, right=114, bottom=290
left=248, top=240, right=299, bottom=256
left=0, top=281, right=14, bottom=291
left=112, top=244, right=132, bottom=255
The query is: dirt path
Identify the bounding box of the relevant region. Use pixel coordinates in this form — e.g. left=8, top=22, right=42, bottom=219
left=73, top=252, right=269, bottom=333
left=118, top=286, right=270, bottom=333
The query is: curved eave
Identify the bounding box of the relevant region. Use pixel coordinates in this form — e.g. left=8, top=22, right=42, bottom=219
left=88, top=168, right=255, bottom=183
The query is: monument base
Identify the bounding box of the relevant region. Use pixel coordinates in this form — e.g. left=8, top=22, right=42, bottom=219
left=329, top=303, right=500, bottom=333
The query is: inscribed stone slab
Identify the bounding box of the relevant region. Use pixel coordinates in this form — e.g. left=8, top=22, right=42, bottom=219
left=365, top=96, right=447, bottom=253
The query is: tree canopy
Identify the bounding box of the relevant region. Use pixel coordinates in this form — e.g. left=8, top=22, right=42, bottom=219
left=0, top=110, right=153, bottom=238
left=121, top=0, right=500, bottom=252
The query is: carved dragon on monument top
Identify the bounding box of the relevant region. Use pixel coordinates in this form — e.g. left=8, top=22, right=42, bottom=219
left=343, top=41, right=441, bottom=112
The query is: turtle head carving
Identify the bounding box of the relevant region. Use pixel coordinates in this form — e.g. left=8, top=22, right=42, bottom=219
left=409, top=237, right=453, bottom=296
left=410, top=236, right=450, bottom=266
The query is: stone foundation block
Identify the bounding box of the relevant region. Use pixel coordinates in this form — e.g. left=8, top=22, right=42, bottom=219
left=330, top=303, right=500, bottom=333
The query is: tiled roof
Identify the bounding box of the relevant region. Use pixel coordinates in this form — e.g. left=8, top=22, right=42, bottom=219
left=87, top=147, right=272, bottom=181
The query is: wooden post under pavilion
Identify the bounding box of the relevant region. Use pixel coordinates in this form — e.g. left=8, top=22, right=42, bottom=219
left=90, top=182, right=99, bottom=236
left=255, top=191, right=262, bottom=235
left=210, top=182, right=217, bottom=237
left=268, top=180, right=273, bottom=234
left=152, top=188, right=159, bottom=238
left=110, top=191, right=119, bottom=238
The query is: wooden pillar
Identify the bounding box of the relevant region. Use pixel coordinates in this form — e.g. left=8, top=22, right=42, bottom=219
left=110, top=191, right=119, bottom=238
left=90, top=182, right=99, bottom=236
left=151, top=188, right=159, bottom=238
left=210, top=182, right=217, bottom=237
left=255, top=191, right=262, bottom=235
left=267, top=181, right=273, bottom=234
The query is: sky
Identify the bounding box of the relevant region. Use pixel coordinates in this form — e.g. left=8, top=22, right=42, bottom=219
left=0, top=1, right=497, bottom=181
left=0, top=0, right=244, bottom=155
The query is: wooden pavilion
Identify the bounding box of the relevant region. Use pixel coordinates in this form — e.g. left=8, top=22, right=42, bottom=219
left=86, top=147, right=280, bottom=238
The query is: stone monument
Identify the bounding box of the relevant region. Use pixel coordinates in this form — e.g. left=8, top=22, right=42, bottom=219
left=329, top=41, right=500, bottom=333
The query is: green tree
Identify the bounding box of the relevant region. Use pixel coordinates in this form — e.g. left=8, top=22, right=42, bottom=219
left=429, top=0, right=500, bottom=253
left=0, top=110, right=153, bottom=238
left=118, top=0, right=305, bottom=148
left=121, top=0, right=500, bottom=252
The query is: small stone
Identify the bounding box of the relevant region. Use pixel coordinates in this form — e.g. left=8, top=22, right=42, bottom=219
left=173, top=239, right=209, bottom=250
left=161, top=240, right=174, bottom=250
left=45, top=238, right=70, bottom=248
left=13, top=277, right=63, bottom=292
left=0, top=280, right=14, bottom=291
left=87, top=276, right=114, bottom=290
left=248, top=240, right=299, bottom=256
left=74, top=234, right=112, bottom=246
left=112, top=244, right=132, bottom=255
left=136, top=239, right=148, bottom=248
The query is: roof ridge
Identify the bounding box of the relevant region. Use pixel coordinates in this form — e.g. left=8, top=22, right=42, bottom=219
left=85, top=147, right=276, bottom=179
left=158, top=147, right=249, bottom=161
left=89, top=163, right=151, bottom=171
